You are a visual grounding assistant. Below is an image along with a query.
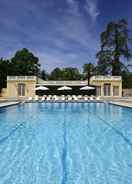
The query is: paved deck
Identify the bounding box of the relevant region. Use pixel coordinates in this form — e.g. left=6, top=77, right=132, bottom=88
left=0, top=101, right=20, bottom=108
left=110, top=101, right=132, bottom=108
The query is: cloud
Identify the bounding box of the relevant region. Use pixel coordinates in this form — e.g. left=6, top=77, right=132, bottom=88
left=0, top=0, right=100, bottom=71
left=66, top=0, right=79, bottom=15
left=37, top=49, right=96, bottom=72
left=66, top=0, right=100, bottom=22
left=85, top=0, right=100, bottom=22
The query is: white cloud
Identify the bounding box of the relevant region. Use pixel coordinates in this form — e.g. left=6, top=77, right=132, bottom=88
left=85, top=0, right=100, bottom=22
left=0, top=0, right=100, bottom=71
left=66, top=0, right=79, bottom=16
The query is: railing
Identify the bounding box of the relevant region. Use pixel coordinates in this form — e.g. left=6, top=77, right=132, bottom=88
left=36, top=81, right=88, bottom=86
left=7, top=76, right=37, bottom=81
left=91, top=76, right=122, bottom=81
left=7, top=75, right=122, bottom=83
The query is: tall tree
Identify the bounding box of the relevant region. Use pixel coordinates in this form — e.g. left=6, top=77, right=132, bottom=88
left=97, top=19, right=132, bottom=75
left=83, top=63, right=96, bottom=85
left=10, top=48, right=41, bottom=76
left=0, top=58, right=10, bottom=91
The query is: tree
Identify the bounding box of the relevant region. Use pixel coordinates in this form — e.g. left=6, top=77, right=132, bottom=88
left=40, top=70, right=48, bottom=80
left=83, top=63, right=96, bottom=85
left=10, top=48, right=41, bottom=76
left=61, top=68, right=81, bottom=80
left=49, top=68, right=62, bottom=80
left=0, top=58, right=10, bottom=91
left=49, top=67, right=81, bottom=80
left=96, top=51, right=112, bottom=74
left=97, top=19, right=132, bottom=75
left=122, top=72, right=132, bottom=88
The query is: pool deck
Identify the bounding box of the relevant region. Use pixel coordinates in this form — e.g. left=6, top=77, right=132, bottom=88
left=109, top=98, right=132, bottom=108
left=110, top=101, right=132, bottom=108
left=0, top=101, right=20, bottom=108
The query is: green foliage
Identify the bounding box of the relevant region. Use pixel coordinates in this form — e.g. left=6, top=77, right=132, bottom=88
left=96, top=51, right=112, bottom=74
left=0, top=48, right=41, bottom=91
left=10, top=48, right=41, bottom=76
left=122, top=73, right=132, bottom=88
left=49, top=68, right=62, bottom=80
left=61, top=68, right=81, bottom=80
left=83, top=63, right=96, bottom=84
left=49, top=67, right=82, bottom=80
left=0, top=58, right=10, bottom=91
left=97, top=19, right=132, bottom=75
left=40, top=70, right=48, bottom=80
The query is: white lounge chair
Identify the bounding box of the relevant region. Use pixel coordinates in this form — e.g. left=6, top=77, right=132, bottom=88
left=96, top=96, right=101, bottom=100
left=73, top=95, right=78, bottom=101
left=41, top=96, right=45, bottom=102
left=68, top=95, right=72, bottom=101
left=27, top=97, right=33, bottom=101
left=90, top=96, right=94, bottom=100
left=78, top=95, right=82, bottom=100
left=61, top=95, right=65, bottom=101
left=55, top=96, right=60, bottom=101
left=35, top=95, right=39, bottom=101
left=53, top=95, right=59, bottom=101
left=84, top=96, right=88, bottom=101
left=47, top=96, right=51, bottom=101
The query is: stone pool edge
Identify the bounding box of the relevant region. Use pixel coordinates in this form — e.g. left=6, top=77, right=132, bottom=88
left=0, top=101, right=20, bottom=108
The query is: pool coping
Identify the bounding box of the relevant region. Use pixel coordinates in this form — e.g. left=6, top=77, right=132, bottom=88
left=109, top=101, right=132, bottom=109
left=0, top=101, right=20, bottom=108
left=25, top=100, right=104, bottom=103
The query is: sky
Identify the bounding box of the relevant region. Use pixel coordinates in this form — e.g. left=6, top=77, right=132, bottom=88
left=0, top=0, right=132, bottom=72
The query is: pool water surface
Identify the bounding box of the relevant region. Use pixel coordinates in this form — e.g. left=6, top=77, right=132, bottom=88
left=0, top=102, right=132, bottom=184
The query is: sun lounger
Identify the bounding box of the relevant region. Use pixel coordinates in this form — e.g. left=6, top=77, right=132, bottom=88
left=27, top=97, right=33, bottom=101
left=47, top=96, right=51, bottom=101
left=90, top=96, right=95, bottom=100
left=55, top=96, right=60, bottom=101
left=53, top=95, right=59, bottom=101
left=96, top=96, right=100, bottom=100
left=68, top=96, right=72, bottom=101
left=73, top=95, right=78, bottom=101
left=61, top=95, right=65, bottom=101
left=41, top=96, right=45, bottom=101
left=35, top=95, right=39, bottom=101
left=84, top=96, right=88, bottom=101
left=78, top=95, right=83, bottom=100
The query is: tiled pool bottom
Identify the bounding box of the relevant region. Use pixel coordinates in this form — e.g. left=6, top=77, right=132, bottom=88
left=0, top=103, right=132, bottom=184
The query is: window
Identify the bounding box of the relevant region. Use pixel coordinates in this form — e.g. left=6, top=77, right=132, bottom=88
left=104, top=84, right=111, bottom=96
left=18, top=83, right=25, bottom=96
left=113, top=86, right=119, bottom=96
left=96, top=86, right=101, bottom=96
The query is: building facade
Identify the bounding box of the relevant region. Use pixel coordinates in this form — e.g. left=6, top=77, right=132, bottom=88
left=6, top=75, right=122, bottom=99
left=7, top=76, right=36, bottom=99
left=90, top=76, right=122, bottom=97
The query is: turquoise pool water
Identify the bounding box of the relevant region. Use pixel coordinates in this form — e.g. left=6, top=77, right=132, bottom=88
left=0, top=102, right=132, bottom=184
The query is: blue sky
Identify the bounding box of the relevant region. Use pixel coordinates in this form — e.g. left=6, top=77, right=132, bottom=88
left=0, top=0, right=132, bottom=71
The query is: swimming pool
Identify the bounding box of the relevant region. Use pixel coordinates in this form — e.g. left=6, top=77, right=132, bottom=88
left=0, top=102, right=132, bottom=184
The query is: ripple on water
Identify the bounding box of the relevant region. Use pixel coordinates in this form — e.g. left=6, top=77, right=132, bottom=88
left=0, top=103, right=132, bottom=183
